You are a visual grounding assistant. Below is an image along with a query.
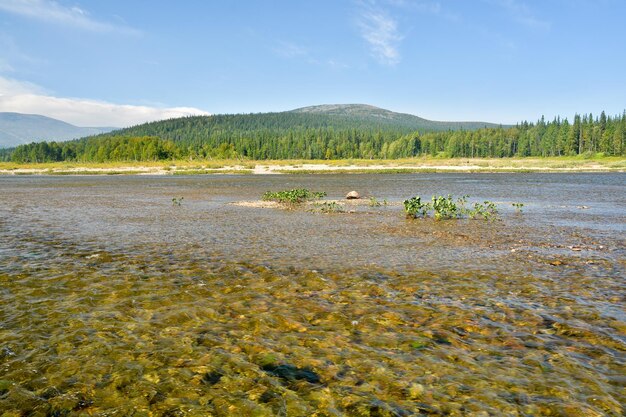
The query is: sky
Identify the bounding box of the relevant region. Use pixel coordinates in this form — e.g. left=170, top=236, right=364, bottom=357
left=0, top=0, right=624, bottom=127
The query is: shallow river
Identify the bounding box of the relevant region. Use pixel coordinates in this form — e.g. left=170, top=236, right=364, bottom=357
left=0, top=173, right=624, bottom=416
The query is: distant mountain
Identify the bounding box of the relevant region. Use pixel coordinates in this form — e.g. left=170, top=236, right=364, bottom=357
left=25, top=103, right=502, bottom=161
left=88, top=103, right=503, bottom=143
left=289, top=104, right=504, bottom=131
left=0, top=112, right=116, bottom=148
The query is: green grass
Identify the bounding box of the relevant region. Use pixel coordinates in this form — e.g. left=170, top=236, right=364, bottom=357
left=262, top=189, right=327, bottom=204
left=48, top=170, right=149, bottom=176
left=172, top=169, right=253, bottom=175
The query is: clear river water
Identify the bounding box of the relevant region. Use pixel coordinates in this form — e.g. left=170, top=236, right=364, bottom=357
left=0, top=173, right=624, bottom=416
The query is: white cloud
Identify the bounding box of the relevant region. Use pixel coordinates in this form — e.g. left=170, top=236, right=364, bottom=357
left=274, top=41, right=309, bottom=58
left=486, top=0, right=551, bottom=30
left=327, top=59, right=350, bottom=69
left=273, top=40, right=350, bottom=69
left=0, top=33, right=46, bottom=69
left=0, top=59, right=14, bottom=73
left=0, top=0, right=139, bottom=34
left=357, top=6, right=403, bottom=66
left=387, top=0, right=441, bottom=14
left=386, top=0, right=461, bottom=23
left=0, top=74, right=45, bottom=95
left=0, top=76, right=209, bottom=127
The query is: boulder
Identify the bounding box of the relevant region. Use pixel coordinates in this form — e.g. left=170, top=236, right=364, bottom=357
left=346, top=191, right=360, bottom=200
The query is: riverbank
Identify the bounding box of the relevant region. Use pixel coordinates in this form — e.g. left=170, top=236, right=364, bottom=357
left=0, top=156, right=624, bottom=175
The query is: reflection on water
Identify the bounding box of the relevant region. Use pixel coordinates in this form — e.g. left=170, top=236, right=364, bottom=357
left=0, top=173, right=624, bottom=416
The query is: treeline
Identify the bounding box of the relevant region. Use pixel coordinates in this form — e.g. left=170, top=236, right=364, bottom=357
left=0, top=147, right=11, bottom=162
left=5, top=111, right=625, bottom=163
left=7, top=136, right=178, bottom=163
left=420, top=112, right=625, bottom=158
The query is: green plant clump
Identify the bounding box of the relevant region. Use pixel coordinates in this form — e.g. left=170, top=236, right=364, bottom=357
left=172, top=197, right=184, bottom=206
left=431, top=195, right=462, bottom=220
left=314, top=201, right=345, bottom=213
left=403, top=196, right=430, bottom=218
left=262, top=188, right=326, bottom=204
left=469, top=201, right=499, bottom=220
left=512, top=202, right=524, bottom=213
left=404, top=194, right=500, bottom=221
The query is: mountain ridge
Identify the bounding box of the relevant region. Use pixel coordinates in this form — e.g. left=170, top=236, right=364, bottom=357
left=288, top=104, right=503, bottom=130
left=0, top=112, right=115, bottom=148
left=106, top=103, right=504, bottom=138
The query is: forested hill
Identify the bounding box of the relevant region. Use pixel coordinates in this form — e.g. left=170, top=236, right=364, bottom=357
left=85, top=104, right=502, bottom=141
left=289, top=104, right=502, bottom=131
left=3, top=106, right=625, bottom=162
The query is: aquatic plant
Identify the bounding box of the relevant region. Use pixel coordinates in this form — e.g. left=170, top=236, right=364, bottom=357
left=457, top=194, right=469, bottom=211
left=403, top=196, right=429, bottom=218
left=367, top=197, right=389, bottom=207
left=404, top=194, right=501, bottom=221
left=262, top=188, right=326, bottom=204
left=171, top=197, right=184, bottom=206
left=468, top=201, right=499, bottom=220
left=314, top=201, right=345, bottom=213
left=512, top=202, right=524, bottom=213
left=431, top=194, right=462, bottom=220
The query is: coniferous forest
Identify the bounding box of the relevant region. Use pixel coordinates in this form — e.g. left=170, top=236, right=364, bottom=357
left=2, top=110, right=624, bottom=163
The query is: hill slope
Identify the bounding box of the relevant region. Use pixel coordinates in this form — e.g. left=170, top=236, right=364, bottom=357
left=0, top=112, right=115, bottom=148
left=91, top=104, right=502, bottom=142
left=290, top=104, right=502, bottom=131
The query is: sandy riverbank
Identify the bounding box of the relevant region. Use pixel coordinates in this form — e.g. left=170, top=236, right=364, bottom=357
left=1, top=158, right=624, bottom=175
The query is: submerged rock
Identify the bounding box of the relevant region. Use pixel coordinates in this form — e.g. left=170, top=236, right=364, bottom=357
left=0, top=346, right=15, bottom=359
left=259, top=389, right=281, bottom=403
left=346, top=191, right=360, bottom=199
left=261, top=363, right=321, bottom=384
left=73, top=394, right=94, bottom=411
left=202, top=371, right=223, bottom=386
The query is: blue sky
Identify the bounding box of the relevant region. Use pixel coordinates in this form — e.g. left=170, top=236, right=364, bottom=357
left=0, top=0, right=624, bottom=127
